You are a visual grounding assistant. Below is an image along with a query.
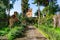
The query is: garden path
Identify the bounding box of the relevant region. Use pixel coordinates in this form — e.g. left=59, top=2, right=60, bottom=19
left=15, top=25, right=48, bottom=40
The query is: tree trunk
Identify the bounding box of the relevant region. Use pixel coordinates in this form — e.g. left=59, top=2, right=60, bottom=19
left=38, top=2, right=40, bottom=28
left=8, top=9, right=10, bottom=17
left=7, top=0, right=10, bottom=17
left=7, top=9, right=10, bottom=25
left=7, top=0, right=10, bottom=25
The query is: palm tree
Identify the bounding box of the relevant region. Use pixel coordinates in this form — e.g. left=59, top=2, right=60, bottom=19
left=21, top=0, right=29, bottom=17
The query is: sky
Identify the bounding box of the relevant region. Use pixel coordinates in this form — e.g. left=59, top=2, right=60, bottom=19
left=10, top=0, right=60, bottom=16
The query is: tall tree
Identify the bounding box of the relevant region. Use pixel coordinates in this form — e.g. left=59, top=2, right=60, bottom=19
left=21, top=0, right=29, bottom=17
left=0, top=0, right=7, bottom=19
left=33, top=0, right=49, bottom=27
left=34, top=10, right=42, bottom=16
left=1, top=0, right=18, bottom=16
left=49, top=0, right=59, bottom=14
left=33, top=0, right=49, bottom=17
left=0, top=7, right=7, bottom=19
left=42, top=0, right=59, bottom=15
left=0, top=0, right=18, bottom=25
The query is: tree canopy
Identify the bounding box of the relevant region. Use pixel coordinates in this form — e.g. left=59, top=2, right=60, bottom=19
left=42, top=0, right=59, bottom=15
left=0, top=0, right=18, bottom=18
left=33, top=0, right=49, bottom=6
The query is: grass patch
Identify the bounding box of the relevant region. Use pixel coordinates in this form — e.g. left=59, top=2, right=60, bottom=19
left=34, top=24, right=60, bottom=40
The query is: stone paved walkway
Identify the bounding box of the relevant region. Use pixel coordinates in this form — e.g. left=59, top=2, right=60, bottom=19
left=15, top=25, right=48, bottom=40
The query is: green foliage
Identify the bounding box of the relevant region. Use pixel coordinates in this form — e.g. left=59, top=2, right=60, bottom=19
left=40, top=14, right=53, bottom=25
left=25, top=17, right=38, bottom=25
left=0, top=25, right=25, bottom=40
left=34, top=23, right=60, bottom=40
left=18, top=14, right=38, bottom=25
left=0, top=0, right=18, bottom=27
left=33, top=0, right=49, bottom=6
left=33, top=0, right=49, bottom=19
left=34, top=14, right=60, bottom=40
left=0, top=0, right=18, bottom=16
left=42, top=0, right=59, bottom=14
left=0, top=6, right=7, bottom=19
left=0, top=0, right=17, bottom=9
left=34, top=10, right=42, bottom=16
left=38, top=24, right=60, bottom=40
left=0, top=21, right=8, bottom=29
left=7, top=26, right=25, bottom=40
left=0, top=27, right=10, bottom=36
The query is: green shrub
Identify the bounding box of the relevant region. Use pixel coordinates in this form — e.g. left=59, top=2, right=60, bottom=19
left=7, top=26, right=25, bottom=40
left=34, top=23, right=38, bottom=28
left=0, top=21, right=8, bottom=29
left=0, top=27, right=10, bottom=36
left=0, top=24, right=26, bottom=40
